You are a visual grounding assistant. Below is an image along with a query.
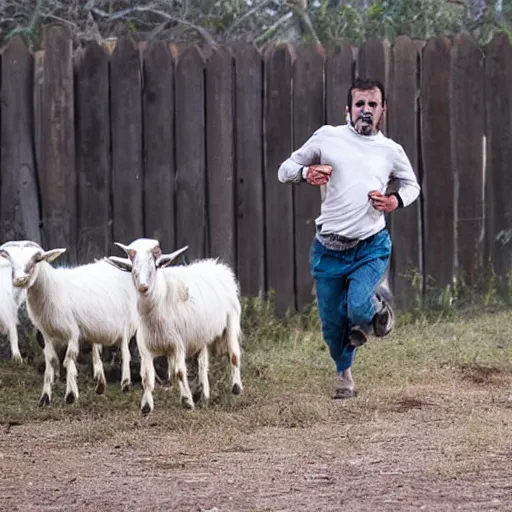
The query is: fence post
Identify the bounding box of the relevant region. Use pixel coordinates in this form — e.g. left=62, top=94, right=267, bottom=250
left=292, top=44, right=325, bottom=312
left=142, top=40, right=176, bottom=252
left=421, top=36, right=455, bottom=293
left=234, top=44, right=265, bottom=299
left=0, top=35, right=41, bottom=245
left=357, top=38, right=391, bottom=133
left=205, top=46, right=236, bottom=268
left=451, top=33, right=485, bottom=284
left=75, top=41, right=110, bottom=263
left=484, top=34, right=512, bottom=278
left=33, top=50, right=44, bottom=198
left=264, top=43, right=295, bottom=314
left=110, top=36, right=144, bottom=251
left=174, top=44, right=207, bottom=261
left=41, top=24, right=76, bottom=261
left=387, top=35, right=422, bottom=309
left=325, top=43, right=354, bottom=126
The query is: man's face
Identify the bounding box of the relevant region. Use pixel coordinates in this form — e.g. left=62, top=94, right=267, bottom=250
left=347, top=87, right=385, bottom=136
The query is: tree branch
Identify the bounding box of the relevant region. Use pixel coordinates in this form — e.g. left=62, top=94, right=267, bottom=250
left=6, top=0, right=43, bottom=41
left=254, top=11, right=293, bottom=44
left=224, top=0, right=276, bottom=35
left=41, top=13, right=78, bottom=28
left=290, top=5, right=320, bottom=44
left=108, top=5, right=216, bottom=44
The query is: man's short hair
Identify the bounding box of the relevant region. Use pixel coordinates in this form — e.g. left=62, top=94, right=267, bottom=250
left=347, top=78, right=386, bottom=108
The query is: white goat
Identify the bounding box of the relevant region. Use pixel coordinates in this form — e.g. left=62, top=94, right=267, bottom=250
left=107, top=238, right=243, bottom=414
left=0, top=258, right=26, bottom=362
left=0, top=240, right=139, bottom=406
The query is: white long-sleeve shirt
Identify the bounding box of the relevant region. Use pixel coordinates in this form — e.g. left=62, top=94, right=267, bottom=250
left=277, top=124, right=421, bottom=240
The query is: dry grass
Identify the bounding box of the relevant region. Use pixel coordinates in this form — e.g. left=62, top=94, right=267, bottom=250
left=1, top=300, right=512, bottom=450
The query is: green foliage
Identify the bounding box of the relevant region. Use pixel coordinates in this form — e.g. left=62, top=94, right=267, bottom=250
left=395, top=258, right=512, bottom=326
left=309, top=0, right=464, bottom=44
left=312, top=2, right=366, bottom=43
left=3, top=0, right=512, bottom=49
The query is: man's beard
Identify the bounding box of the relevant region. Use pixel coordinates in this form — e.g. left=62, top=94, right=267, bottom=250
left=352, top=113, right=376, bottom=136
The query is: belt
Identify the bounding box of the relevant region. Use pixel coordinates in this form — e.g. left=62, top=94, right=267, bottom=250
left=316, top=225, right=385, bottom=251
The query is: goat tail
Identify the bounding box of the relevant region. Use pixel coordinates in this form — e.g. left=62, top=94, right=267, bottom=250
left=212, top=311, right=243, bottom=358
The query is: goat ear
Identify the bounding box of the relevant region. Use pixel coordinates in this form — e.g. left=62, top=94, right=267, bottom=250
left=39, top=248, right=66, bottom=263
left=114, top=242, right=136, bottom=260
left=104, top=256, right=133, bottom=272
left=156, top=246, right=189, bottom=269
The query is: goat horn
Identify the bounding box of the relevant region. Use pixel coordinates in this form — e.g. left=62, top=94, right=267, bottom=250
left=114, top=242, right=130, bottom=254
left=168, top=246, right=189, bottom=261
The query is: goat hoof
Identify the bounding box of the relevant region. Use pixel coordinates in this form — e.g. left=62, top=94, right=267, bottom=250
left=141, top=403, right=152, bottom=416
left=121, top=381, right=131, bottom=393
left=12, top=354, right=23, bottom=364
left=231, top=383, right=242, bottom=395
left=65, top=392, right=76, bottom=404
left=38, top=394, right=51, bottom=407
left=95, top=380, right=106, bottom=395
left=181, top=397, right=194, bottom=410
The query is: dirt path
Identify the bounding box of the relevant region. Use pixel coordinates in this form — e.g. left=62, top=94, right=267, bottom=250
left=2, top=391, right=512, bottom=512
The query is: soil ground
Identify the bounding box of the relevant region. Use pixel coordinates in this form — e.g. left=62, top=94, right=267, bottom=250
left=3, top=307, right=512, bottom=511
left=2, top=381, right=511, bottom=512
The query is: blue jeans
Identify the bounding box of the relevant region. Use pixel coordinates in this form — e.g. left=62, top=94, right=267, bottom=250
left=310, top=229, right=392, bottom=373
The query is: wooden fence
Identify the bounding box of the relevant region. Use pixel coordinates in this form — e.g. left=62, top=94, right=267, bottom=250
left=0, top=24, right=509, bottom=313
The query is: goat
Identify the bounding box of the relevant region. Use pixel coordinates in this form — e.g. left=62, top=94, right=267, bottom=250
left=106, top=238, right=243, bottom=415
left=0, top=240, right=139, bottom=406
left=0, top=258, right=26, bottom=362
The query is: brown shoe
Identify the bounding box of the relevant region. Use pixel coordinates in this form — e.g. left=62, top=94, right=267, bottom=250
left=333, top=387, right=357, bottom=399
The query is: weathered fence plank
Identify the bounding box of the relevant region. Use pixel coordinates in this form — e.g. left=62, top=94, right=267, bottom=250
left=174, top=44, right=206, bottom=261
left=325, top=43, right=354, bottom=126
left=356, top=37, right=391, bottom=86
left=206, top=46, right=235, bottom=268
left=264, top=44, right=295, bottom=313
left=484, top=34, right=512, bottom=276
left=292, top=44, right=325, bottom=311
left=0, top=36, right=40, bottom=245
left=451, top=33, right=485, bottom=283
left=421, top=36, right=455, bottom=290
left=33, top=50, right=44, bottom=201
left=75, top=41, right=110, bottom=263
left=233, top=45, right=265, bottom=297
left=142, top=40, right=175, bottom=251
left=387, top=35, right=422, bottom=308
left=356, top=38, right=391, bottom=133
left=41, top=24, right=76, bottom=261
left=110, top=36, right=143, bottom=250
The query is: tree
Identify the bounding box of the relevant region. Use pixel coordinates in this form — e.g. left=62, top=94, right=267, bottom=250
left=0, top=0, right=511, bottom=48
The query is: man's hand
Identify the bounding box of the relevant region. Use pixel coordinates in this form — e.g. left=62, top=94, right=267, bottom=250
left=305, top=165, right=332, bottom=186
left=368, top=191, right=398, bottom=213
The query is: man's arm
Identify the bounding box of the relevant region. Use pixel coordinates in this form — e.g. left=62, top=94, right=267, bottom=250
left=390, top=144, right=421, bottom=208
left=277, top=129, right=324, bottom=183
left=369, top=143, right=420, bottom=213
